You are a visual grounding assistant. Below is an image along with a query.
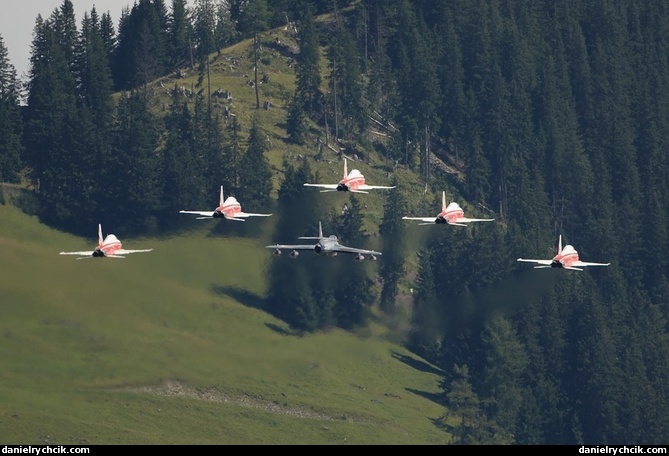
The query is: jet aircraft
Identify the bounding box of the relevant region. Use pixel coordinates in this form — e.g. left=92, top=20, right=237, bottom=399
left=266, top=221, right=382, bottom=262
left=517, top=235, right=610, bottom=271
left=179, top=186, right=272, bottom=221
left=59, top=224, right=153, bottom=259
left=402, top=191, right=495, bottom=226
left=303, top=158, right=395, bottom=193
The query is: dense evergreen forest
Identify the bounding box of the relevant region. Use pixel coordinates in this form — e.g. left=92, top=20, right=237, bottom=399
left=1, top=0, right=668, bottom=444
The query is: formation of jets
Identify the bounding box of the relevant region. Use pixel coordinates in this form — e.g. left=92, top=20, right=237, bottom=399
left=58, top=160, right=611, bottom=270
left=59, top=224, right=153, bottom=259
left=266, top=221, right=381, bottom=261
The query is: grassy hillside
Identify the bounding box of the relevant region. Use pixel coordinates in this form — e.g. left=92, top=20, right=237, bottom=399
left=0, top=201, right=450, bottom=444
left=146, top=26, right=426, bottom=231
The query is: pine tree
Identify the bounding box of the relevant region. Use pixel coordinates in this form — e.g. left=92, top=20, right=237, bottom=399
left=169, top=0, right=194, bottom=69
left=437, top=364, right=484, bottom=445
left=224, top=116, right=242, bottom=193
left=336, top=193, right=366, bottom=243
left=77, top=9, right=114, bottom=126
left=214, top=1, right=236, bottom=54
left=238, top=116, right=272, bottom=211
left=193, top=0, right=216, bottom=63
left=378, top=178, right=407, bottom=313
left=408, top=249, right=441, bottom=353
left=0, top=34, right=23, bottom=183
left=160, top=87, right=201, bottom=224
left=108, top=92, right=161, bottom=233
left=286, top=94, right=307, bottom=144
left=294, top=5, right=322, bottom=117
left=328, top=22, right=367, bottom=139
left=236, top=0, right=269, bottom=38
left=99, top=11, right=117, bottom=66
left=191, top=93, right=227, bottom=204
left=24, top=14, right=82, bottom=228
left=479, top=316, right=528, bottom=442
left=113, top=0, right=170, bottom=90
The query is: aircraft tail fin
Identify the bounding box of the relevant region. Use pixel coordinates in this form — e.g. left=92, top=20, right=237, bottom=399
left=98, top=224, right=103, bottom=246
left=343, top=158, right=348, bottom=178
left=441, top=191, right=446, bottom=213
left=298, top=221, right=325, bottom=240
left=219, top=185, right=225, bottom=206
left=558, top=235, right=563, bottom=254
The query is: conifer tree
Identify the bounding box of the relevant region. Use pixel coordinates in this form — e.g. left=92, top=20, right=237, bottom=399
left=113, top=0, right=169, bottom=90
left=191, top=93, right=226, bottom=204
left=294, top=6, right=322, bottom=117
left=238, top=116, right=272, bottom=211
left=224, top=116, right=242, bottom=192
left=99, top=11, right=117, bottom=65
left=24, top=14, right=82, bottom=228
left=328, top=23, right=366, bottom=139
left=193, top=0, right=216, bottom=63
left=438, top=364, right=485, bottom=445
left=235, top=0, right=269, bottom=38
left=480, top=316, right=528, bottom=442
left=408, top=249, right=440, bottom=353
left=214, top=0, right=236, bottom=54
left=0, top=34, right=23, bottom=183
left=169, top=0, right=194, bottom=69
left=286, top=95, right=307, bottom=144
left=108, top=92, right=161, bottom=232
left=161, top=87, right=201, bottom=223
left=378, top=177, right=407, bottom=313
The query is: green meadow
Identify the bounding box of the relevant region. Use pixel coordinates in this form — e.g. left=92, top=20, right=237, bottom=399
left=0, top=202, right=449, bottom=444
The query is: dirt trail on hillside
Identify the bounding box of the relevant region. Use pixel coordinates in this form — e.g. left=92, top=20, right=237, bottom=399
left=113, top=380, right=363, bottom=422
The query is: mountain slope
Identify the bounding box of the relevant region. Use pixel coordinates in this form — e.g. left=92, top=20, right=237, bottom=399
left=0, top=202, right=449, bottom=444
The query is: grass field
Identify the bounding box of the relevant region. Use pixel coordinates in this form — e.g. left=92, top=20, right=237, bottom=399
left=0, top=201, right=451, bottom=444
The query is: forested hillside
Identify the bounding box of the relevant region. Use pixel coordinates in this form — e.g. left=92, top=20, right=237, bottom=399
left=0, top=0, right=668, bottom=444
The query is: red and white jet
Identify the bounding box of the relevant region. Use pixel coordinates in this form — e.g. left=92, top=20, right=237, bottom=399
left=59, top=224, right=153, bottom=259
left=402, top=191, right=495, bottom=226
left=179, top=186, right=272, bottom=221
left=517, top=235, right=610, bottom=271
left=303, top=158, right=395, bottom=193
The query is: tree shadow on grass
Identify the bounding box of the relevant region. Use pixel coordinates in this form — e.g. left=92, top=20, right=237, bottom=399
left=212, top=285, right=267, bottom=311
left=211, top=285, right=298, bottom=336
left=391, top=351, right=444, bottom=376
left=264, top=322, right=298, bottom=336
left=404, top=386, right=447, bottom=407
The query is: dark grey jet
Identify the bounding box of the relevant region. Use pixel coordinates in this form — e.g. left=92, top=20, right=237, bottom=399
left=266, top=221, right=381, bottom=262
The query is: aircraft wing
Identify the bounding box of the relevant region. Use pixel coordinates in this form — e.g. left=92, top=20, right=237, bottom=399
left=458, top=217, right=495, bottom=223
left=179, top=210, right=214, bottom=217
left=331, top=244, right=382, bottom=256
left=572, top=260, right=610, bottom=267
left=237, top=211, right=272, bottom=218
left=114, top=248, right=153, bottom=255
left=60, top=250, right=94, bottom=256
left=356, top=184, right=396, bottom=190
left=266, top=243, right=316, bottom=251
left=517, top=258, right=553, bottom=266
left=303, top=183, right=338, bottom=190
left=402, top=216, right=436, bottom=224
